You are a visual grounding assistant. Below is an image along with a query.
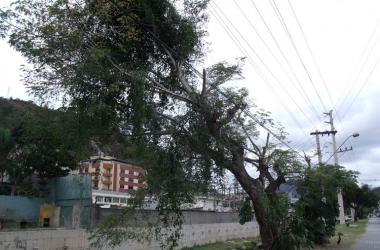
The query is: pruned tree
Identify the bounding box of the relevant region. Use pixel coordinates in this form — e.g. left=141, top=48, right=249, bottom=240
left=1, top=1, right=308, bottom=249
left=344, top=184, right=380, bottom=221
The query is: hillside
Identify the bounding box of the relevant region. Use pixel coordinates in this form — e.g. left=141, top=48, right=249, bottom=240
left=0, top=97, right=36, bottom=129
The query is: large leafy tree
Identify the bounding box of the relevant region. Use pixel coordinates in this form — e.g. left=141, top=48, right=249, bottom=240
left=1, top=1, right=309, bottom=249
left=295, top=165, right=358, bottom=245
left=0, top=98, right=94, bottom=195
left=344, top=184, right=379, bottom=221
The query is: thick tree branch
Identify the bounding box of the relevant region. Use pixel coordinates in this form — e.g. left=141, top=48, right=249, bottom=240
left=266, top=176, right=285, bottom=193
left=244, top=157, right=259, bottom=167
left=106, top=56, right=193, bottom=103
left=239, top=122, right=261, bottom=155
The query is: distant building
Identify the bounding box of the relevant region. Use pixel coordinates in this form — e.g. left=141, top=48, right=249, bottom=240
left=75, top=156, right=235, bottom=212
left=277, top=183, right=300, bottom=204
left=77, top=156, right=145, bottom=193
left=92, top=189, right=158, bottom=209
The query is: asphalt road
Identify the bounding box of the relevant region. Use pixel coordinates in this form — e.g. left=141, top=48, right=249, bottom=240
left=350, top=218, right=380, bottom=249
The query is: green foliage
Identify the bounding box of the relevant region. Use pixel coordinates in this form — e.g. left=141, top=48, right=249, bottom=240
left=0, top=98, right=95, bottom=194
left=265, top=194, right=311, bottom=250
left=1, top=1, right=348, bottom=249
left=295, top=165, right=358, bottom=245
left=239, top=197, right=254, bottom=225
left=344, top=184, right=380, bottom=220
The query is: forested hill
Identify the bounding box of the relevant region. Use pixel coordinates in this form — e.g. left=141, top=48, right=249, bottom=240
left=0, top=97, right=36, bottom=129
left=0, top=97, right=132, bottom=161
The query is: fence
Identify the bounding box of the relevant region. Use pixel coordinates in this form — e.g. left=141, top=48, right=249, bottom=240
left=0, top=211, right=259, bottom=250
left=0, top=175, right=92, bottom=230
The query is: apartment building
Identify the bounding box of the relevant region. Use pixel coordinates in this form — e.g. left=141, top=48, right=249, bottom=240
left=78, top=156, right=145, bottom=192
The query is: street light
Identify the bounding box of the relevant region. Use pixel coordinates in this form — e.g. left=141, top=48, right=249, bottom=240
left=324, top=133, right=360, bottom=164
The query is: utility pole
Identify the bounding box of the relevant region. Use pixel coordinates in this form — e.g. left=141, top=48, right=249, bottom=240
left=310, top=130, right=336, bottom=165
left=310, top=131, right=322, bottom=164
left=324, top=110, right=345, bottom=225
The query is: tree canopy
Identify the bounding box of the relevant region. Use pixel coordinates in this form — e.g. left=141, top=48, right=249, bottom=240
left=0, top=1, right=368, bottom=249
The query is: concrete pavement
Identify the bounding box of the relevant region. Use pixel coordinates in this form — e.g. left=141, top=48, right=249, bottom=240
left=350, top=218, right=380, bottom=249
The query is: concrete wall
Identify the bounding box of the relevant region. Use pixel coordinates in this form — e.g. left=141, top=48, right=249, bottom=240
left=53, top=175, right=92, bottom=229
left=92, top=209, right=244, bottom=227
left=0, top=195, right=45, bottom=228
left=0, top=229, right=88, bottom=250
left=0, top=222, right=259, bottom=250
left=0, top=175, right=92, bottom=230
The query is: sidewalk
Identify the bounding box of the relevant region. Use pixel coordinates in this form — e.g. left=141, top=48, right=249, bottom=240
left=350, top=218, right=380, bottom=249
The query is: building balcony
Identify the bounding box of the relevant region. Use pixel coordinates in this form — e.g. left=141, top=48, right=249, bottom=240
left=102, top=172, right=112, bottom=177
left=103, top=163, right=113, bottom=170
left=101, top=179, right=112, bottom=185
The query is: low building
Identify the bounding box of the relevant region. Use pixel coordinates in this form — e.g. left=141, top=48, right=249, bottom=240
left=277, top=183, right=300, bottom=204
left=76, top=156, right=235, bottom=212
left=92, top=189, right=157, bottom=209
left=78, top=156, right=145, bottom=193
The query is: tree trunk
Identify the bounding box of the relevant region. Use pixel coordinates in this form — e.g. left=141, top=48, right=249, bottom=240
left=249, top=190, right=275, bottom=249
left=354, top=207, right=359, bottom=222
left=201, top=100, right=277, bottom=249
left=11, top=184, right=16, bottom=196
left=229, top=149, right=275, bottom=249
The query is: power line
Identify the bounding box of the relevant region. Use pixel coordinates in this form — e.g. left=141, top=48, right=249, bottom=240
left=247, top=0, right=323, bottom=123
left=210, top=3, right=315, bottom=151
left=209, top=6, right=313, bottom=151
left=211, top=2, right=316, bottom=129
left=270, top=0, right=328, bottom=112
left=339, top=55, right=380, bottom=120
left=334, top=17, right=380, bottom=113
left=287, top=0, right=334, bottom=108
left=232, top=0, right=324, bottom=126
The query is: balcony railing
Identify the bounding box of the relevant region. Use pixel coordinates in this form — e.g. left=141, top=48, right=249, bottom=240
left=103, top=163, right=113, bottom=170
left=102, top=172, right=112, bottom=177
left=101, top=179, right=112, bottom=185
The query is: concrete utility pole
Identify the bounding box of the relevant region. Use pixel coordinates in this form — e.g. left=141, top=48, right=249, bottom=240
left=324, top=110, right=345, bottom=225
left=310, top=131, right=322, bottom=164
left=310, top=129, right=337, bottom=166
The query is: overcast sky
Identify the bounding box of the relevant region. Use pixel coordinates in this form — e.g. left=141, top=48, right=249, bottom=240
left=1, top=0, right=379, bottom=186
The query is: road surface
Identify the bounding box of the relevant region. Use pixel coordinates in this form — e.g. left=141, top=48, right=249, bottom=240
left=350, top=218, right=380, bottom=249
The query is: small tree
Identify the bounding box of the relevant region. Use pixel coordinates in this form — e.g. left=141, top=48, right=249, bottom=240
left=295, top=165, right=358, bottom=245
left=344, top=184, right=380, bottom=221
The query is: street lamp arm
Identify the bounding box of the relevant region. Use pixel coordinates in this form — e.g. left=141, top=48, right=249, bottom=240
left=323, top=133, right=359, bottom=164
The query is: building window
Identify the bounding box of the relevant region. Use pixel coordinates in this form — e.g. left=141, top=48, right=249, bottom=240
left=128, top=186, right=133, bottom=190
left=112, top=197, right=119, bottom=203
left=120, top=170, right=125, bottom=174
left=84, top=168, right=89, bottom=173
left=120, top=198, right=127, bottom=204
left=129, top=170, right=134, bottom=175
left=134, top=172, right=139, bottom=176
left=119, top=177, right=124, bottom=181
left=95, top=196, right=103, bottom=203
left=120, top=184, right=124, bottom=189
left=104, top=197, right=112, bottom=203
left=95, top=168, right=100, bottom=173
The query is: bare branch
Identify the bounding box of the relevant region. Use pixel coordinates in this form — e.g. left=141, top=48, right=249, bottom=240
left=177, top=62, right=197, bottom=95
left=106, top=56, right=193, bottom=103
left=239, top=122, right=261, bottom=154
left=266, top=176, right=285, bottom=193
left=201, top=68, right=207, bottom=97
left=244, top=157, right=259, bottom=167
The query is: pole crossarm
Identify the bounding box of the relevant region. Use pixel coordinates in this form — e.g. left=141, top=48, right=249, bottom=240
left=337, top=146, right=353, bottom=153
left=310, top=130, right=337, bottom=136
